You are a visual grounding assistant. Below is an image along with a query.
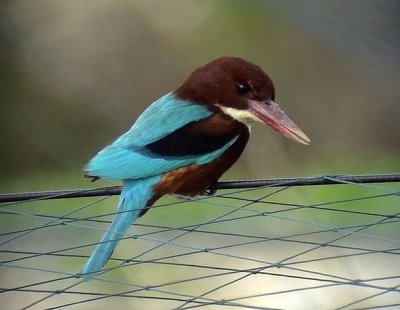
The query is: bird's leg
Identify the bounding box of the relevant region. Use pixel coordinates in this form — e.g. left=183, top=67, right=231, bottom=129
left=138, top=207, right=149, bottom=217
left=138, top=195, right=161, bottom=218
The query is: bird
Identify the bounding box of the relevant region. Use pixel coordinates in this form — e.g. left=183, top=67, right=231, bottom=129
left=81, top=56, right=310, bottom=280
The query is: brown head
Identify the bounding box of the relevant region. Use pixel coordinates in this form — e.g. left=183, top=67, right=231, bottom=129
left=175, top=57, right=310, bottom=145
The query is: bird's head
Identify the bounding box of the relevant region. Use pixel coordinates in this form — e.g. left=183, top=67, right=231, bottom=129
left=175, top=57, right=310, bottom=145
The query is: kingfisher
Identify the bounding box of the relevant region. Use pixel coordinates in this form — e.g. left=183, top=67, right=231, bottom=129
left=81, top=57, right=310, bottom=279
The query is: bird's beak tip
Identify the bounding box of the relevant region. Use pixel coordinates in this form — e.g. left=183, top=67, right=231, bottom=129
left=299, top=136, right=311, bottom=146
left=294, top=131, right=311, bottom=145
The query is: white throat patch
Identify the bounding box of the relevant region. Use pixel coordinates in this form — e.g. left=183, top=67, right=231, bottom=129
left=217, top=105, right=260, bottom=127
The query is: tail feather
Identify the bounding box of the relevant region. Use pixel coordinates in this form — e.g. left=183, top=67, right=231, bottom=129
left=81, top=175, right=161, bottom=280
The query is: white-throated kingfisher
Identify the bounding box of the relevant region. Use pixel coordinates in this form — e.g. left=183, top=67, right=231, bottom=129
left=81, top=57, right=310, bottom=280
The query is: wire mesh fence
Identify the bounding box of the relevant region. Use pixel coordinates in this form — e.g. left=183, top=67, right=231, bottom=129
left=1, top=174, right=399, bottom=309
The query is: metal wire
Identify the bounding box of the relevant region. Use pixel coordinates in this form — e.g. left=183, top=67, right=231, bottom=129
left=1, top=173, right=399, bottom=309
left=0, top=173, right=399, bottom=203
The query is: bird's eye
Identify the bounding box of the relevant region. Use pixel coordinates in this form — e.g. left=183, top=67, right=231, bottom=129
left=237, top=83, right=251, bottom=95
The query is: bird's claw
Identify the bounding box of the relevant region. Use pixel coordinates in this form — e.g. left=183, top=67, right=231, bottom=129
left=203, top=186, right=217, bottom=196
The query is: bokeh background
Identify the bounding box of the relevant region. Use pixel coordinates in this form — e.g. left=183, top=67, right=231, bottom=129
left=1, top=1, right=399, bottom=309
left=1, top=0, right=399, bottom=192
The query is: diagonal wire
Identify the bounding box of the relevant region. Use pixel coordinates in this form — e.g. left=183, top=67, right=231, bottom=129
left=176, top=200, right=399, bottom=305
left=13, top=187, right=288, bottom=309
left=1, top=174, right=398, bottom=309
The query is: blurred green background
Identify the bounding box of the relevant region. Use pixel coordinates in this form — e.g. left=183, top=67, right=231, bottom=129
left=1, top=2, right=399, bottom=309
left=1, top=0, right=399, bottom=193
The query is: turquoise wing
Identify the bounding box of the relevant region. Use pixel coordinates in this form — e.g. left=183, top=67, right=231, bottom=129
left=114, top=92, right=213, bottom=146
left=85, top=93, right=237, bottom=180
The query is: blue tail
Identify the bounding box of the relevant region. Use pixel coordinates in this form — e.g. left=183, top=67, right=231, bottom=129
left=81, top=175, right=161, bottom=280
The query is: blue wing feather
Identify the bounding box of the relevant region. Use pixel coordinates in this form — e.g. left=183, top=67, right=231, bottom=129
left=85, top=93, right=236, bottom=180
left=114, top=92, right=213, bottom=146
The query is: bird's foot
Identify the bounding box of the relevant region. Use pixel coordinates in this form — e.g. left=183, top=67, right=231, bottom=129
left=203, top=185, right=217, bottom=196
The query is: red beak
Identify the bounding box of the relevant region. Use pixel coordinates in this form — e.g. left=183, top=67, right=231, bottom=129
left=248, top=100, right=310, bottom=145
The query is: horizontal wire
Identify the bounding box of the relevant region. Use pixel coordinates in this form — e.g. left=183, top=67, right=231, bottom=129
left=1, top=262, right=222, bottom=308
left=0, top=190, right=397, bottom=247
left=5, top=213, right=390, bottom=308
left=1, top=191, right=397, bottom=254
left=2, top=203, right=396, bottom=298
left=1, top=197, right=397, bottom=253
left=351, top=303, right=400, bottom=310
left=76, top=195, right=396, bottom=290
left=1, top=174, right=398, bottom=309
left=2, top=288, right=221, bottom=310
left=2, top=189, right=398, bottom=274
left=4, top=260, right=279, bottom=310
left=0, top=184, right=291, bottom=308
left=3, top=253, right=398, bottom=303
left=185, top=277, right=388, bottom=309
left=67, top=228, right=396, bottom=298
left=4, top=246, right=398, bottom=308
left=0, top=173, right=399, bottom=203
left=149, top=181, right=400, bottom=308
left=9, top=253, right=392, bottom=310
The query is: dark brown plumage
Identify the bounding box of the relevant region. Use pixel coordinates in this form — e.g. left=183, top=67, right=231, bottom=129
left=175, top=57, right=276, bottom=111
